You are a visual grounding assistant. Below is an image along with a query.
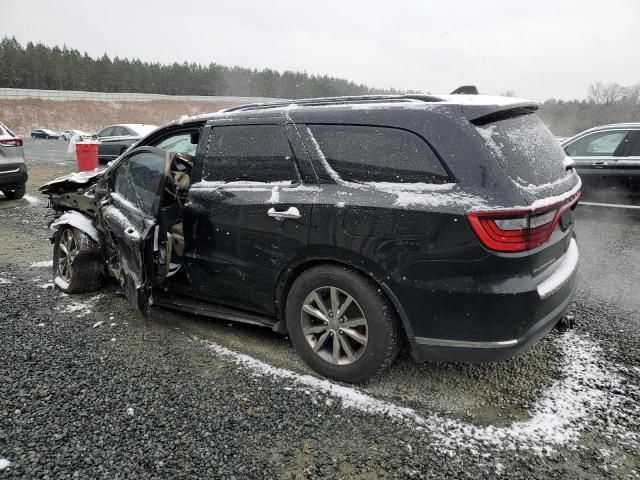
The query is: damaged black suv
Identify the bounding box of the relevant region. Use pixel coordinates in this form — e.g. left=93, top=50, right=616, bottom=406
left=41, top=94, right=581, bottom=383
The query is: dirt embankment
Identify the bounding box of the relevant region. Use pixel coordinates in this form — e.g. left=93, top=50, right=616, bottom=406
left=0, top=99, right=244, bottom=135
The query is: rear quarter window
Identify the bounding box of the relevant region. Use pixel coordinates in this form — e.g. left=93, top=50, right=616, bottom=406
left=475, top=113, right=567, bottom=186
left=308, top=125, right=449, bottom=184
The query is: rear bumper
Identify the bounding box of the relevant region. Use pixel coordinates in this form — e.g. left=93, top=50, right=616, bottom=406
left=0, top=163, right=28, bottom=186
left=387, top=238, right=579, bottom=362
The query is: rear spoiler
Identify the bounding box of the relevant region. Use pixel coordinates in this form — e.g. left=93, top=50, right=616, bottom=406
left=447, top=86, right=539, bottom=123
left=468, top=104, right=539, bottom=126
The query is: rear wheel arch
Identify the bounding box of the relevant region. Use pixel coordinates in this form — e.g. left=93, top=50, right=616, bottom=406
left=283, top=262, right=403, bottom=383
left=276, top=258, right=409, bottom=341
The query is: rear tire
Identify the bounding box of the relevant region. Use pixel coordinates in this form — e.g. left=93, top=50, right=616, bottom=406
left=3, top=183, right=26, bottom=200
left=286, top=265, right=401, bottom=384
left=53, top=227, right=102, bottom=293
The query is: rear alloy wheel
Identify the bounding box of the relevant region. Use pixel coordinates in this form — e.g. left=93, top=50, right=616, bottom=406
left=286, top=266, right=401, bottom=384
left=53, top=227, right=102, bottom=293
left=301, top=286, right=368, bottom=365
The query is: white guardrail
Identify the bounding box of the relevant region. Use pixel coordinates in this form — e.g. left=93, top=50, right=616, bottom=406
left=0, top=88, right=279, bottom=103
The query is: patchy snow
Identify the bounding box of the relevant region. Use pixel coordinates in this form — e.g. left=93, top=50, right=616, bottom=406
left=527, top=178, right=581, bottom=210
left=126, top=407, right=135, bottom=416
left=40, top=282, right=54, bottom=289
left=30, top=260, right=53, bottom=268
left=0, top=458, right=10, bottom=470
left=193, top=180, right=293, bottom=189
left=364, top=182, right=456, bottom=192
left=41, top=168, right=103, bottom=188
left=57, top=294, right=104, bottom=318
left=23, top=194, right=44, bottom=206
left=305, top=127, right=344, bottom=184
left=92, top=321, right=104, bottom=328
left=50, top=211, right=100, bottom=242
left=437, top=94, right=537, bottom=107
left=200, top=332, right=633, bottom=455
left=267, top=186, right=280, bottom=204
left=562, top=156, right=575, bottom=170
left=0, top=278, right=10, bottom=285
left=476, top=125, right=504, bottom=159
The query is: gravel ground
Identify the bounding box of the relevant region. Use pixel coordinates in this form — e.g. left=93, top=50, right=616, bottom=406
left=0, top=139, right=638, bottom=479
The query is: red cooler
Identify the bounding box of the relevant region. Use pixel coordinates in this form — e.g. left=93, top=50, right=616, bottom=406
left=75, top=142, right=99, bottom=171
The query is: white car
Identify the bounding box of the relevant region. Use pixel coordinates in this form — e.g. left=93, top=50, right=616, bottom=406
left=61, top=129, right=86, bottom=141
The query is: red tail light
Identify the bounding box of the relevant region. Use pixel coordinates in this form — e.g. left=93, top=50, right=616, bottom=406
left=0, top=137, right=23, bottom=147
left=467, top=192, right=580, bottom=252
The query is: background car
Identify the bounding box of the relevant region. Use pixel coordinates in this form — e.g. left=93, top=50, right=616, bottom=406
left=31, top=128, right=61, bottom=139
left=94, top=123, right=157, bottom=164
left=562, top=123, right=640, bottom=193
left=0, top=121, right=27, bottom=199
left=61, top=129, right=86, bottom=140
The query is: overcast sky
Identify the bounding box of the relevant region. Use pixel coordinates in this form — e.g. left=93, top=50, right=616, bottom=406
left=1, top=0, right=638, bottom=100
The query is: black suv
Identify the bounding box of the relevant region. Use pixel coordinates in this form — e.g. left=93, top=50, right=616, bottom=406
left=41, top=94, right=581, bottom=383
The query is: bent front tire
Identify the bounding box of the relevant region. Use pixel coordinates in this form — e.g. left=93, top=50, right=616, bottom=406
left=53, top=226, right=102, bottom=293
left=286, top=265, right=401, bottom=384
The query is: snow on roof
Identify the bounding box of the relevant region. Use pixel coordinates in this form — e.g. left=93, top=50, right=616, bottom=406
left=435, top=94, right=537, bottom=107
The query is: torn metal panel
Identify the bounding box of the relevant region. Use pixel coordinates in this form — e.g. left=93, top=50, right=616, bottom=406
left=49, top=211, right=102, bottom=243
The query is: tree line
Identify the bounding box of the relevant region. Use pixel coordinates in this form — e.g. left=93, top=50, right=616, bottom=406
left=0, top=36, right=401, bottom=98
left=531, top=82, right=640, bottom=136
left=1, top=37, right=638, bottom=136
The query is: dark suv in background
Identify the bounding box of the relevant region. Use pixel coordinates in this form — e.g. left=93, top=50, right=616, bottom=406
left=0, top=121, right=27, bottom=199
left=41, top=94, right=581, bottom=383
left=562, top=123, right=640, bottom=194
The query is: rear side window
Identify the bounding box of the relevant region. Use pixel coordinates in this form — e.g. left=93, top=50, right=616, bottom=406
left=202, top=125, right=298, bottom=183
left=309, top=125, right=448, bottom=183
left=564, top=130, right=627, bottom=157
left=475, top=113, right=567, bottom=186
left=155, top=133, right=198, bottom=155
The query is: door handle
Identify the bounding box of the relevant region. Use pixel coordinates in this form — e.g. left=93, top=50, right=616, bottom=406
left=267, top=206, right=301, bottom=220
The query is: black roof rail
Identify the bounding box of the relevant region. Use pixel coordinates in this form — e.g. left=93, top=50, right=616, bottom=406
left=221, top=94, right=444, bottom=113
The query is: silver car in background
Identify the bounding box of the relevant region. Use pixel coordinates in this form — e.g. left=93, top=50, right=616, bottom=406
left=0, top=121, right=27, bottom=199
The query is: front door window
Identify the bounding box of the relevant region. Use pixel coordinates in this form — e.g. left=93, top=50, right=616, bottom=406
left=113, top=150, right=166, bottom=213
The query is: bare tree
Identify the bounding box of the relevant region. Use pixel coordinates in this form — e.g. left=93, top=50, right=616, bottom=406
left=500, top=90, right=517, bottom=97
left=624, top=83, right=640, bottom=105
left=588, top=82, right=627, bottom=105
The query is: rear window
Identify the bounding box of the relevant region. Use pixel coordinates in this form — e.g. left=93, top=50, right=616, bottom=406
left=309, top=125, right=449, bottom=183
left=475, top=113, right=567, bottom=186
left=202, top=125, right=299, bottom=183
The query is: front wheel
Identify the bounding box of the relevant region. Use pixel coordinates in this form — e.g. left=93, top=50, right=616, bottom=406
left=286, top=265, right=401, bottom=384
left=53, top=227, right=102, bottom=293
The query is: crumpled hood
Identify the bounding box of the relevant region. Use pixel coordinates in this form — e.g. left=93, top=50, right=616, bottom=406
left=39, top=168, right=105, bottom=194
